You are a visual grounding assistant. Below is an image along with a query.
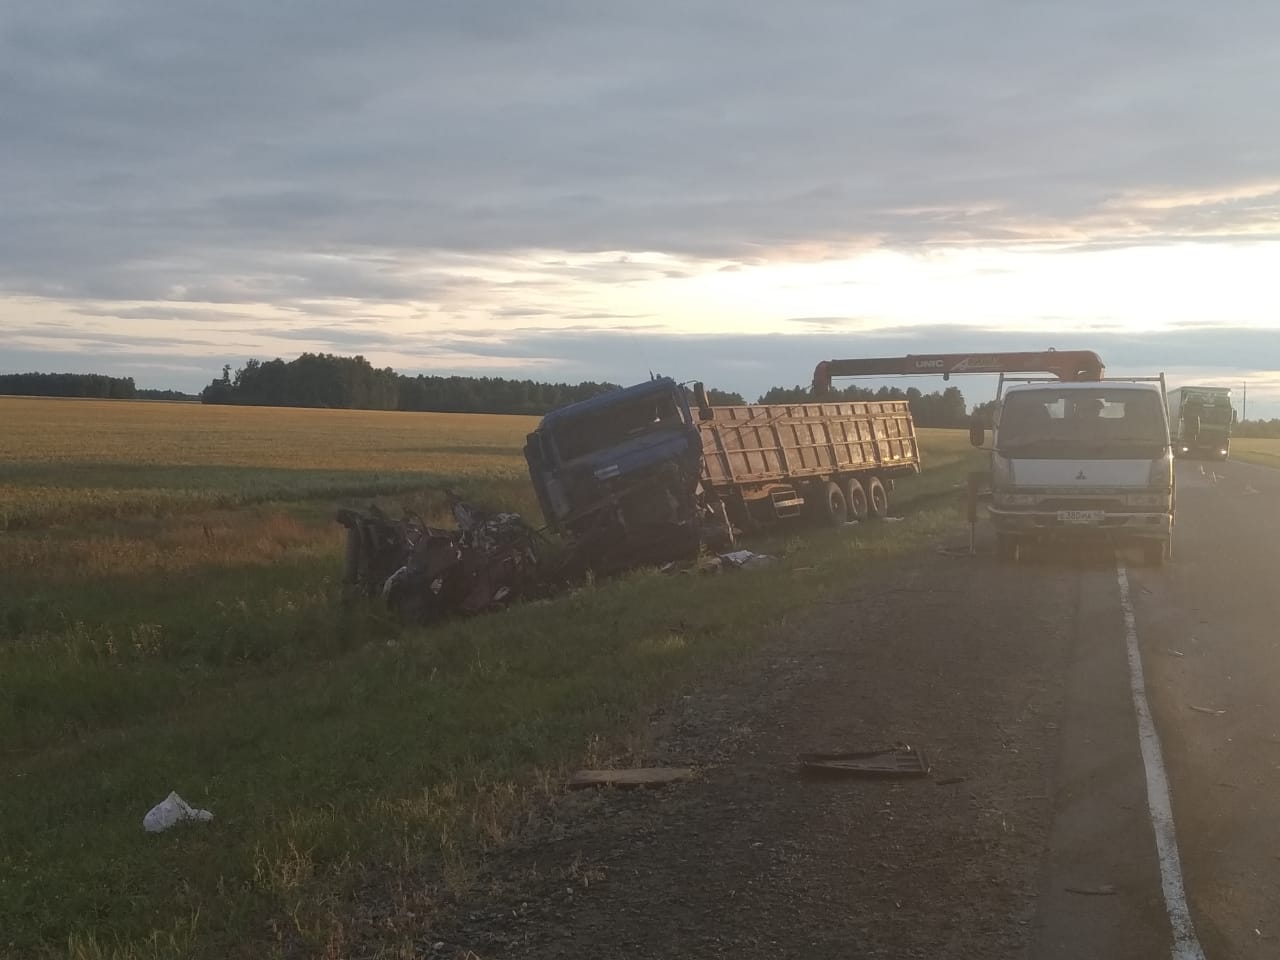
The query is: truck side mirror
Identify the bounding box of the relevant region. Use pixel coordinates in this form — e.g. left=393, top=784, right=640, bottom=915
left=1233, top=409, right=1239, bottom=425
left=968, top=414, right=985, bottom=448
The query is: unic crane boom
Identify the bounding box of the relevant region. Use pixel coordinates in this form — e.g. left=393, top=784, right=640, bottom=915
left=812, top=350, right=1105, bottom=395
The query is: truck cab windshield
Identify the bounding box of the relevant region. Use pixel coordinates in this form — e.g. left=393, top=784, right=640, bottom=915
left=553, top=390, right=686, bottom=462
left=998, top=389, right=1166, bottom=457
left=1186, top=401, right=1231, bottom=426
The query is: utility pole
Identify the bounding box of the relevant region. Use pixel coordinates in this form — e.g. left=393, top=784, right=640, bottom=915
left=1243, top=380, right=1248, bottom=421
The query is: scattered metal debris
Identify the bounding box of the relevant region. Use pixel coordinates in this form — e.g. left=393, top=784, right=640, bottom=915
left=798, top=746, right=931, bottom=779
left=718, top=549, right=776, bottom=570
left=1065, top=884, right=1118, bottom=896
left=337, top=498, right=543, bottom=624
left=1189, top=705, right=1226, bottom=716
left=568, top=767, right=694, bottom=790
left=936, top=776, right=968, bottom=786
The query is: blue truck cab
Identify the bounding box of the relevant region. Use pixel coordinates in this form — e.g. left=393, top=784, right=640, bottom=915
left=523, top=377, right=705, bottom=567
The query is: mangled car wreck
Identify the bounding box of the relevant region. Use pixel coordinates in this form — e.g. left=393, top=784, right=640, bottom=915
left=337, top=499, right=542, bottom=624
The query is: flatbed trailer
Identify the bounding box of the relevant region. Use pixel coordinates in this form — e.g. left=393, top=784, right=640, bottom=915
left=698, top=399, right=920, bottom=526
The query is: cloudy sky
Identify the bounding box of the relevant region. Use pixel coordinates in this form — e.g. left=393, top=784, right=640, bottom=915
left=3, top=1, right=1279, bottom=413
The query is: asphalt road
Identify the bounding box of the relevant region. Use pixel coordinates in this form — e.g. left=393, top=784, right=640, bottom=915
left=1026, top=455, right=1280, bottom=960
left=430, top=456, right=1279, bottom=960
left=1132, top=457, right=1280, bottom=958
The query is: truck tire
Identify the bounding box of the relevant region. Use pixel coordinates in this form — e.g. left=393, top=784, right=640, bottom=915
left=843, top=477, right=869, bottom=521
left=995, top=533, right=1020, bottom=563
left=818, top=480, right=848, bottom=526
left=867, top=476, right=889, bottom=518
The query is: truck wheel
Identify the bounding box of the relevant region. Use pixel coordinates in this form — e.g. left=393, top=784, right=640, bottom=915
left=995, top=534, right=1020, bottom=563
left=819, top=481, right=848, bottom=526
left=843, top=477, right=869, bottom=521
left=867, top=476, right=889, bottom=518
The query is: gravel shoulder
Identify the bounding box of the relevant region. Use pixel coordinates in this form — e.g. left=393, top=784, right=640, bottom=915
left=430, top=535, right=1078, bottom=959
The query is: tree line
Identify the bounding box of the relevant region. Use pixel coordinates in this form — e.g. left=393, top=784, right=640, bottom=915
left=0, top=372, right=137, bottom=399
left=196, top=353, right=977, bottom=424
left=3, top=356, right=1007, bottom=429
left=758, top=382, right=971, bottom=428
left=199, top=353, right=624, bottom=415
left=1235, top=419, right=1280, bottom=439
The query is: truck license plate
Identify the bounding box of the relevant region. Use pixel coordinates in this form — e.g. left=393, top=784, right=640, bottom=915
left=1057, top=510, right=1104, bottom=525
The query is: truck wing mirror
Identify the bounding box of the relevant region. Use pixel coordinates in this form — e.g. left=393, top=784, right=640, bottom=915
left=968, top=414, right=985, bottom=448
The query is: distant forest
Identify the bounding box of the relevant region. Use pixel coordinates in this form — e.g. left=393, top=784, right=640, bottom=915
left=0, top=372, right=137, bottom=399
left=0, top=373, right=199, bottom=401
left=1234, top=418, right=1280, bottom=438
left=13, top=357, right=1276, bottom=435
left=196, top=353, right=976, bottom=426
left=198, top=354, right=624, bottom=415
left=760, top=382, right=971, bottom=427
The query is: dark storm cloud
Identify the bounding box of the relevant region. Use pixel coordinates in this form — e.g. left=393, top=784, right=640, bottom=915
left=3, top=1, right=1280, bottom=302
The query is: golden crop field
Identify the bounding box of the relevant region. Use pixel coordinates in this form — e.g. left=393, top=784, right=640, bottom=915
left=0, top=397, right=541, bottom=529
left=0, top=396, right=981, bottom=960
left=1231, top=437, right=1280, bottom=468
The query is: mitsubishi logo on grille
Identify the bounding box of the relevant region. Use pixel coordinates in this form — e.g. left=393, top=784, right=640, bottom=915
left=1075, top=470, right=1088, bottom=480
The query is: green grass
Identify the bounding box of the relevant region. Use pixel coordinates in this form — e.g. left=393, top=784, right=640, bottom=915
left=0, top=399, right=983, bottom=959
left=1231, top=437, right=1280, bottom=468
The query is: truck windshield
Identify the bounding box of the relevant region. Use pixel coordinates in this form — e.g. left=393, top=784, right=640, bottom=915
left=998, top=389, right=1166, bottom=456
left=553, top=390, right=686, bottom=462
left=1185, top=401, right=1232, bottom=426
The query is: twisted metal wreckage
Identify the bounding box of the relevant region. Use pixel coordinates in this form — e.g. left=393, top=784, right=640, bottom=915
left=336, top=499, right=547, bottom=624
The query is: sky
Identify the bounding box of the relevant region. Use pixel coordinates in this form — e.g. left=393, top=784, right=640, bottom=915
left=2, top=1, right=1279, bottom=414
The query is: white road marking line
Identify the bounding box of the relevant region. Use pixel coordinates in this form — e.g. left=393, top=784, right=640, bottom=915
left=1117, top=564, right=1207, bottom=960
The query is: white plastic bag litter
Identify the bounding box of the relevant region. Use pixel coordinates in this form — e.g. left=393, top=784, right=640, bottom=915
left=143, top=791, right=213, bottom=833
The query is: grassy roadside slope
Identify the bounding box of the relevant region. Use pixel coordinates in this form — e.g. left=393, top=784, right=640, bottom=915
left=1230, top=437, right=1280, bottom=469
left=0, top=399, right=982, bottom=959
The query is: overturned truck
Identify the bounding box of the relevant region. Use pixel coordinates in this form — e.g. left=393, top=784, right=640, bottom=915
left=523, top=377, right=921, bottom=570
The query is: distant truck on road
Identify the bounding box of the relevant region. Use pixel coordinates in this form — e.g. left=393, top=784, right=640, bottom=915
left=1166, top=386, right=1235, bottom=460
left=524, top=377, right=921, bottom=569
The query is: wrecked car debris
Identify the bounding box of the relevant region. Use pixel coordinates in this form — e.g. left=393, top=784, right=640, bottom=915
left=797, top=746, right=932, bottom=779
left=337, top=498, right=543, bottom=624
left=568, top=767, right=694, bottom=790
left=718, top=549, right=777, bottom=569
